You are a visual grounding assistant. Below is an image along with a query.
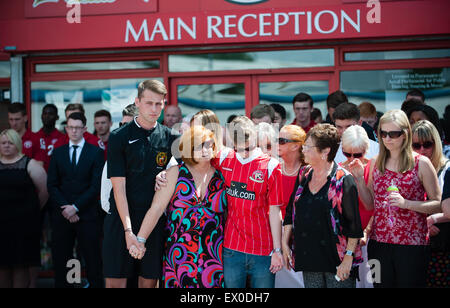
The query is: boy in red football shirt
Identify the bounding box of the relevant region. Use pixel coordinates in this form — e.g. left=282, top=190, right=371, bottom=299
left=214, top=116, right=283, bottom=288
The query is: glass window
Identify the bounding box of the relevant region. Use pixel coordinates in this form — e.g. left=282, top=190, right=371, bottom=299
left=35, top=60, right=160, bottom=73
left=169, top=49, right=334, bottom=72
left=0, top=61, right=10, bottom=78
left=259, top=80, right=329, bottom=124
left=340, top=67, right=450, bottom=117
left=30, top=78, right=163, bottom=132
left=176, top=83, right=246, bottom=126
left=345, top=49, right=450, bottom=62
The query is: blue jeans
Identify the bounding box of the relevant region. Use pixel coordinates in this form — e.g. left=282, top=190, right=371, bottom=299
left=223, top=248, right=274, bottom=288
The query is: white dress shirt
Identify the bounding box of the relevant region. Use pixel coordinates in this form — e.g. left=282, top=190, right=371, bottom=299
left=69, top=138, right=85, bottom=166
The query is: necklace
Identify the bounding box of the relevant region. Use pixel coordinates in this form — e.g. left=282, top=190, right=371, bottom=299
left=282, top=162, right=301, bottom=177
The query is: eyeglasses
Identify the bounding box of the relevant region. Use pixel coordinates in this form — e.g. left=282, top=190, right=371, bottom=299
left=412, top=141, right=434, bottom=150
left=278, top=137, right=296, bottom=145
left=380, top=130, right=403, bottom=139
left=66, top=126, right=85, bottom=131
left=234, top=145, right=256, bottom=153
left=343, top=152, right=364, bottom=159
left=194, top=140, right=214, bottom=151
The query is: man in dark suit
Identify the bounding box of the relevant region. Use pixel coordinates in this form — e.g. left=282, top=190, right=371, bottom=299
left=47, top=112, right=104, bottom=288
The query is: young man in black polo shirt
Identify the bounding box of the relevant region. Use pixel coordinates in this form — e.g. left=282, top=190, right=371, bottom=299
left=103, top=80, right=178, bottom=288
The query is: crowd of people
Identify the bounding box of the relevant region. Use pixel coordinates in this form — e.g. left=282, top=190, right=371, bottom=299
left=1, top=79, right=449, bottom=288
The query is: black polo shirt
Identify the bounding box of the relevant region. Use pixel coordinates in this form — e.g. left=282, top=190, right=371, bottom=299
left=107, top=118, right=179, bottom=212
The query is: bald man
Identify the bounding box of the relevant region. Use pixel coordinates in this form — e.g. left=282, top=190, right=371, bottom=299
left=163, top=105, right=182, bottom=128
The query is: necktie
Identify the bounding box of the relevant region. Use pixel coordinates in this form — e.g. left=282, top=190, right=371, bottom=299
left=72, top=145, right=79, bottom=169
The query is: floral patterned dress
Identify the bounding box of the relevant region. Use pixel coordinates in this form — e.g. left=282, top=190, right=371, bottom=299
left=163, top=163, right=227, bottom=288
left=371, top=155, right=428, bottom=245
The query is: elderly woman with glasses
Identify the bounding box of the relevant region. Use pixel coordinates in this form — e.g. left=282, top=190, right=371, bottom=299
left=339, top=125, right=374, bottom=288
left=283, top=123, right=363, bottom=288
left=411, top=120, right=450, bottom=288
left=348, top=110, right=441, bottom=288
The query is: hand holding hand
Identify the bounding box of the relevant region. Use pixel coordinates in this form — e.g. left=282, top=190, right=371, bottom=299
left=269, top=251, right=283, bottom=274
left=69, top=214, right=80, bottom=224
left=61, top=205, right=78, bottom=220
left=336, top=256, right=352, bottom=281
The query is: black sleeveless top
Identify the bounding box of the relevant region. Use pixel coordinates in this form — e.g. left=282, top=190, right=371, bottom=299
left=0, top=156, right=40, bottom=221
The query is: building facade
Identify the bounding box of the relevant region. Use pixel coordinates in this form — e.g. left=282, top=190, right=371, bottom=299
left=0, top=0, right=449, bottom=131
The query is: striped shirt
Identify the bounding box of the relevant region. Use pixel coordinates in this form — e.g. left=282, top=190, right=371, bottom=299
left=213, top=147, right=283, bottom=256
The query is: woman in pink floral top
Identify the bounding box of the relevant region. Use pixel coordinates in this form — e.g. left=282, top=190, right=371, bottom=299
left=348, top=109, right=441, bottom=288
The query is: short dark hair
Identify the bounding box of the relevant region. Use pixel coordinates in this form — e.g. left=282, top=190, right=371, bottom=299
left=307, top=123, right=340, bottom=162
left=270, top=103, right=287, bottom=120
left=406, top=88, right=425, bottom=102
left=42, top=103, right=58, bottom=115
left=122, top=104, right=138, bottom=117
left=311, top=108, right=322, bottom=120
left=407, top=104, right=443, bottom=139
left=401, top=98, right=425, bottom=114
left=8, top=102, right=27, bottom=115
left=293, top=93, right=313, bottom=108
left=94, top=109, right=112, bottom=121
left=250, top=104, right=275, bottom=121
left=332, top=102, right=360, bottom=122
left=326, top=90, right=348, bottom=109
left=65, top=103, right=85, bottom=115
left=67, top=112, right=86, bottom=126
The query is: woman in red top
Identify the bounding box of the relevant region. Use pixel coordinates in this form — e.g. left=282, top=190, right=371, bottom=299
left=275, top=124, right=307, bottom=288
left=348, top=109, right=441, bottom=288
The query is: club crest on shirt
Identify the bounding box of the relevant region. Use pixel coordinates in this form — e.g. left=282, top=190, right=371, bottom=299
left=249, top=170, right=264, bottom=183
left=24, top=140, right=33, bottom=149
left=156, top=152, right=168, bottom=167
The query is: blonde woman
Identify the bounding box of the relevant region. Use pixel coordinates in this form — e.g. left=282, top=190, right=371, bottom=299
left=275, top=124, right=306, bottom=288
left=411, top=120, right=450, bottom=287
left=0, top=129, right=48, bottom=288
left=348, top=110, right=441, bottom=288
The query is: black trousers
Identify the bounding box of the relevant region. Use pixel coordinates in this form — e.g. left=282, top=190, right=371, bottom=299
left=51, top=212, right=103, bottom=288
left=368, top=240, right=430, bottom=288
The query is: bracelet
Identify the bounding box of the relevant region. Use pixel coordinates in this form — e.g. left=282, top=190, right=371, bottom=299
left=137, top=236, right=147, bottom=244
left=124, top=228, right=132, bottom=234
left=269, top=248, right=282, bottom=256
left=431, top=215, right=438, bottom=224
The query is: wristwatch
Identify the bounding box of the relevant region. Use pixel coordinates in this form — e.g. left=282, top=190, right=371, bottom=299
left=270, top=248, right=282, bottom=256
left=345, top=250, right=354, bottom=257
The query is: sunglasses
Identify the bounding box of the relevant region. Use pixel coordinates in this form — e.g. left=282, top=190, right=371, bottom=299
left=234, top=145, right=256, bottom=153
left=278, top=137, right=296, bottom=145
left=343, top=152, right=364, bottom=159
left=412, top=141, right=434, bottom=150
left=380, top=130, right=403, bottom=139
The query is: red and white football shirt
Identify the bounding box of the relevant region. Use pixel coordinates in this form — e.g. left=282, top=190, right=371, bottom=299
left=213, top=147, right=283, bottom=256
left=22, top=129, right=38, bottom=159
left=34, top=128, right=65, bottom=172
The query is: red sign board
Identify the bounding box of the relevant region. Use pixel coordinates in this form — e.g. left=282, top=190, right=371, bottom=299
left=25, top=0, right=158, bottom=18
left=0, top=0, right=449, bottom=52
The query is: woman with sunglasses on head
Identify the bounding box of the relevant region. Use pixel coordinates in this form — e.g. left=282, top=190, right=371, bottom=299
left=339, top=125, right=374, bottom=288
left=275, top=125, right=307, bottom=288
left=411, top=120, right=450, bottom=288
left=348, top=110, right=441, bottom=288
